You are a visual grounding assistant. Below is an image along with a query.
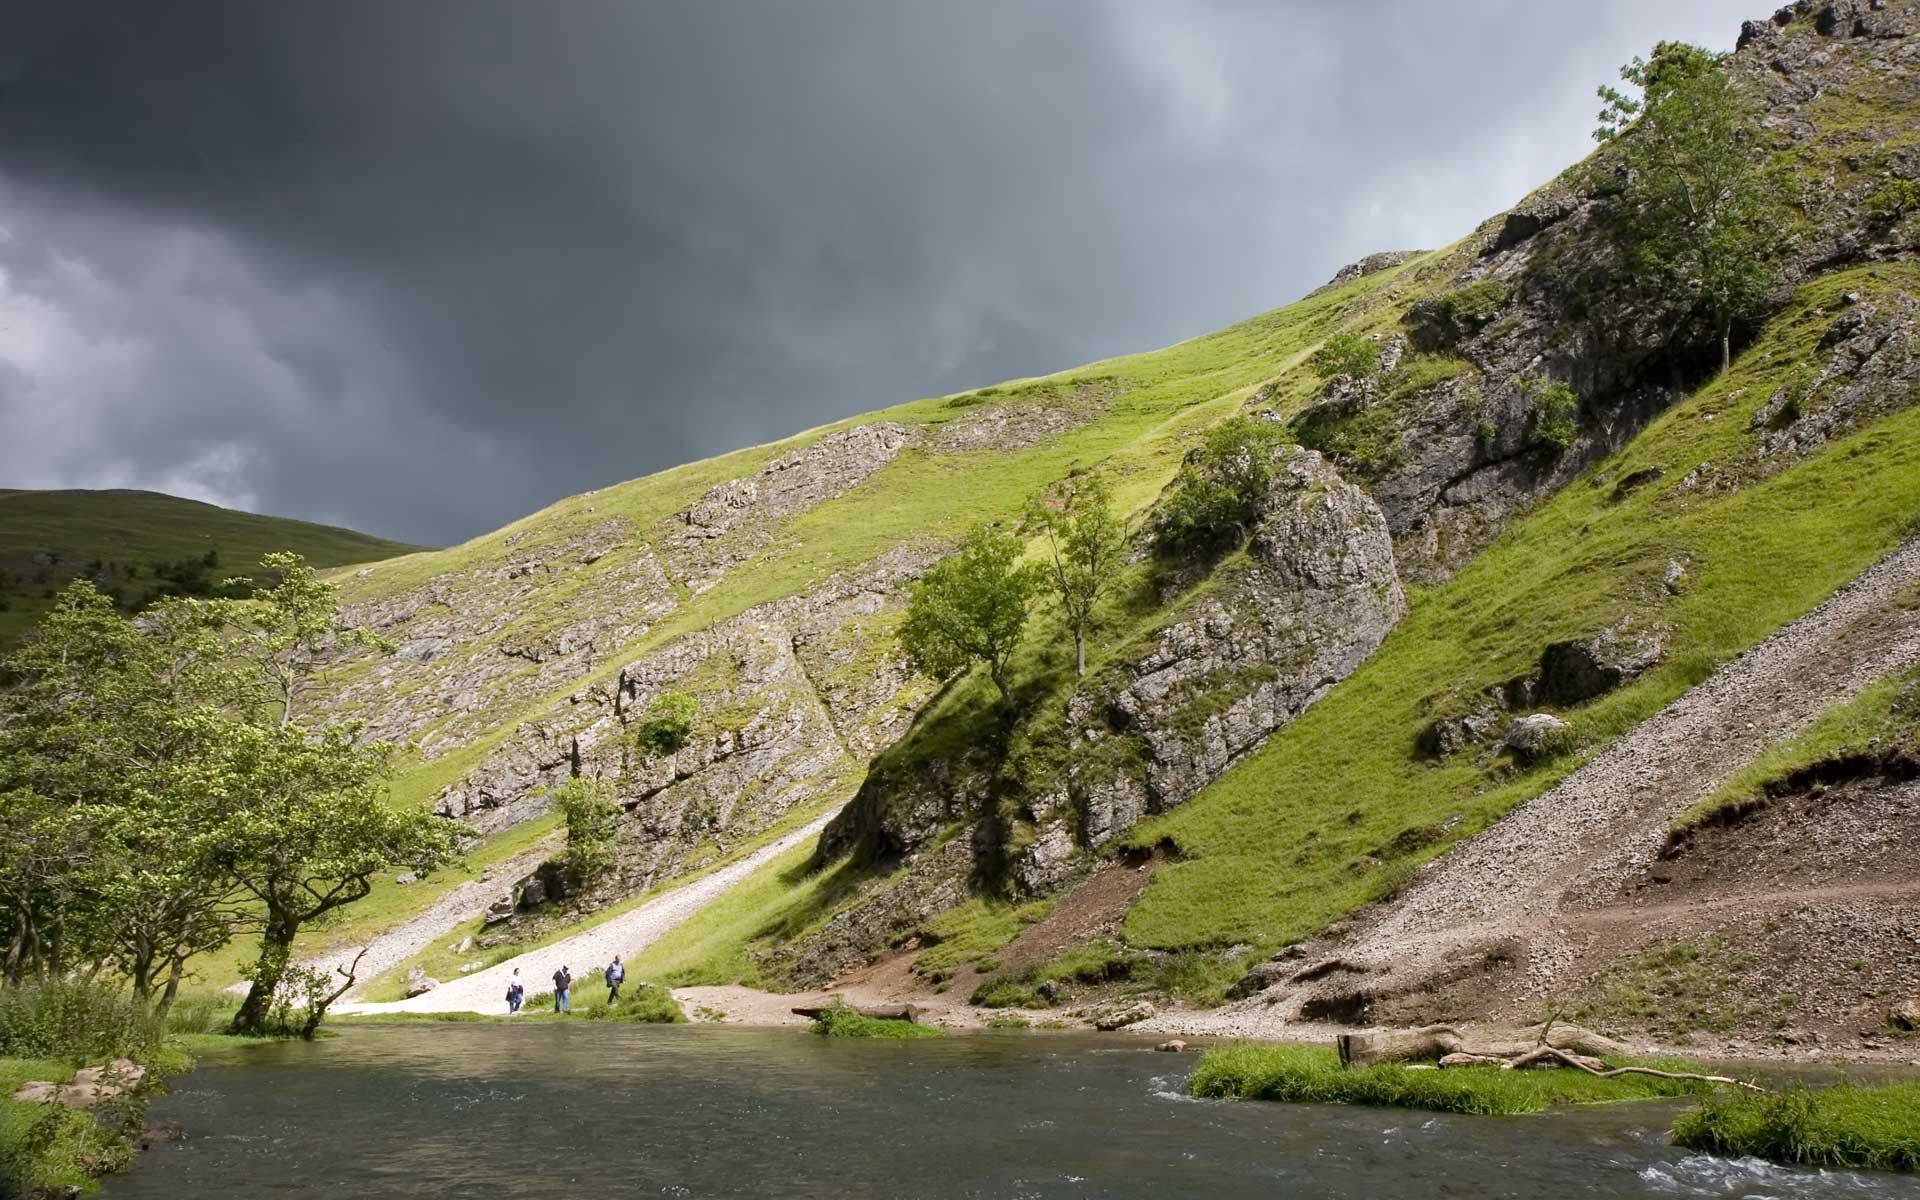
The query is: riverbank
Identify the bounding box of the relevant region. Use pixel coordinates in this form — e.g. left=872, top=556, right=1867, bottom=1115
left=0, top=1034, right=218, bottom=1198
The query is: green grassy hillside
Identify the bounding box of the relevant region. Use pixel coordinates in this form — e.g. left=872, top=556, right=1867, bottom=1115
left=0, top=488, right=425, bottom=643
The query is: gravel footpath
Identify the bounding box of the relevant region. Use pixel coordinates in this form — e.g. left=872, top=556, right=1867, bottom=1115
left=1147, top=537, right=1920, bottom=1036
left=335, top=811, right=833, bottom=1015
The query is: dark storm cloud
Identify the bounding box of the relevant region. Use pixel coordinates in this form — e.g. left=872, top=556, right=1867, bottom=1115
left=0, top=0, right=1758, bottom=546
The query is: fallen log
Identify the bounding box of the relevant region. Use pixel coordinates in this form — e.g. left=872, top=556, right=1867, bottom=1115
left=1338, top=1022, right=1627, bottom=1067
left=1342, top=1021, right=1767, bottom=1092
left=1507, top=1044, right=1767, bottom=1092
left=790, top=1003, right=921, bottom=1023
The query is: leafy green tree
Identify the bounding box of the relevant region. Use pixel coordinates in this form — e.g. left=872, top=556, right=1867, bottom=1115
left=220, top=721, right=454, bottom=1035
left=1152, top=415, right=1291, bottom=557
left=0, top=585, right=243, bottom=1006
left=1594, top=42, right=1781, bottom=373
left=552, top=776, right=622, bottom=887
left=1026, top=476, right=1127, bottom=676
left=900, top=524, right=1043, bottom=705
left=632, top=690, right=699, bottom=759
left=204, top=551, right=389, bottom=728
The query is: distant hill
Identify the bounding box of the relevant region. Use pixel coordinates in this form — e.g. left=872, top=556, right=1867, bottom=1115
left=0, top=488, right=427, bottom=644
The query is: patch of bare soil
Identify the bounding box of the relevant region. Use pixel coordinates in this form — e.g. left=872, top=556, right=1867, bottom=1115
left=1551, top=773, right=1920, bottom=1060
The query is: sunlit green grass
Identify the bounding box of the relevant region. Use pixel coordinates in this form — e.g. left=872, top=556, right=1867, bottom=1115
left=1672, top=1082, right=1920, bottom=1171
left=1188, top=1043, right=1714, bottom=1114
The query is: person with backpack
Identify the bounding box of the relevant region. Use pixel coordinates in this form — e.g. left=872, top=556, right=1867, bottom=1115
left=506, top=968, right=525, bottom=1014
left=552, top=964, right=572, bottom=1013
left=605, top=955, right=626, bottom=1003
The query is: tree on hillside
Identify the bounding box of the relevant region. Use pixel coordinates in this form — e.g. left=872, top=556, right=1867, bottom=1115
left=553, top=775, right=622, bottom=888
left=1593, top=41, right=1782, bottom=373
left=204, top=551, right=390, bottom=728
left=899, top=524, right=1043, bottom=705
left=1026, top=476, right=1127, bottom=677
left=0, top=584, right=244, bottom=1006
left=1152, top=415, right=1291, bottom=557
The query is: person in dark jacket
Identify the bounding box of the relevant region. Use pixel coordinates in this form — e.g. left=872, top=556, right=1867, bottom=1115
left=506, top=968, right=525, bottom=1014
left=552, top=965, right=572, bottom=1013
left=605, top=955, right=626, bottom=1003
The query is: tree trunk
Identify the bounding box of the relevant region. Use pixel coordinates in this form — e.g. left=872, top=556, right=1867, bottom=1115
left=1075, top=631, right=1086, bottom=678
left=1720, top=316, right=1732, bottom=374
left=230, top=915, right=297, bottom=1036
left=154, top=959, right=185, bottom=1020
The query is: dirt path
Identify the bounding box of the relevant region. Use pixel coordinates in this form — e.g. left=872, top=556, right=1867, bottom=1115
left=335, top=811, right=834, bottom=1015
left=1194, top=536, right=1920, bottom=1030
left=306, top=839, right=559, bottom=995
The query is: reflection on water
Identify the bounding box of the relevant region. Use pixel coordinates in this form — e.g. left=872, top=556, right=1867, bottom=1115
left=107, top=1025, right=1920, bottom=1199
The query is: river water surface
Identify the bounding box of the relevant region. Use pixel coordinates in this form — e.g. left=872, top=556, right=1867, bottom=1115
left=107, top=1025, right=1920, bottom=1198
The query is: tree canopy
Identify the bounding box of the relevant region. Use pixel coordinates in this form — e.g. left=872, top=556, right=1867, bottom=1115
left=1027, top=476, right=1128, bottom=677
left=899, top=524, right=1043, bottom=705
left=1594, top=42, right=1782, bottom=372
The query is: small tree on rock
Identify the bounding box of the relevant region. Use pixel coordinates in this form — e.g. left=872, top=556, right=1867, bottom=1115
left=1593, top=42, right=1782, bottom=373
left=1026, top=476, right=1127, bottom=677
left=553, top=776, right=622, bottom=888
left=899, top=524, right=1042, bottom=705
left=632, top=690, right=698, bottom=759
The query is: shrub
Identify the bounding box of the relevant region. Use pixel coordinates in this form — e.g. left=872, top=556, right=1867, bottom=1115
left=1866, top=177, right=1920, bottom=221
left=633, top=689, right=698, bottom=758
left=1525, top=377, right=1581, bottom=452
left=1152, top=416, right=1291, bottom=557
left=1293, top=401, right=1405, bottom=476
left=1309, top=333, right=1382, bottom=380
left=0, top=981, right=164, bottom=1063
left=809, top=1005, right=943, bottom=1039
left=581, top=983, right=686, bottom=1024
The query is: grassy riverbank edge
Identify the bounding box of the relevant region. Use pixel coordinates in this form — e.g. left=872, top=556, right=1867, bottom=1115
left=1186, top=1043, right=1716, bottom=1115
left=0, top=1033, right=229, bottom=1197
left=1671, top=1081, right=1920, bottom=1172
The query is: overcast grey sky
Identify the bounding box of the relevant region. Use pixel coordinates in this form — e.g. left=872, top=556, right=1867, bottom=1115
left=0, top=0, right=1757, bottom=546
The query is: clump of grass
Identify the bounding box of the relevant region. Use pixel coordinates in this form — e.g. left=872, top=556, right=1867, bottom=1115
left=809, top=1006, right=943, bottom=1039
left=1671, top=1082, right=1920, bottom=1172
left=0, top=981, right=164, bottom=1065
left=580, top=983, right=687, bottom=1024
left=1187, top=1043, right=1713, bottom=1115
left=912, top=897, right=1054, bottom=980
left=1572, top=939, right=1763, bottom=1037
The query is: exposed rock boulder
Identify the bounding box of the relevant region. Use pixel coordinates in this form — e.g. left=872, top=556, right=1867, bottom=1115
left=1093, top=1000, right=1157, bottom=1030
left=1503, top=714, right=1572, bottom=762
left=1313, top=250, right=1425, bottom=296
left=404, top=968, right=440, bottom=998
left=1538, top=624, right=1668, bottom=705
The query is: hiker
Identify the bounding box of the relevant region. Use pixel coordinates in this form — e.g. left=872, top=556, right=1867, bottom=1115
left=605, top=955, right=626, bottom=1002
left=506, top=968, right=525, bottom=1014
left=552, top=964, right=572, bottom=1013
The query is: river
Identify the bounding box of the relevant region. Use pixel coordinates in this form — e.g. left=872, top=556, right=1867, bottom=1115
left=107, top=1025, right=1920, bottom=1198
